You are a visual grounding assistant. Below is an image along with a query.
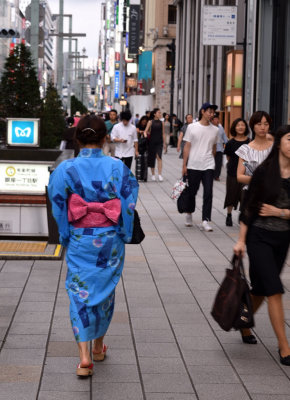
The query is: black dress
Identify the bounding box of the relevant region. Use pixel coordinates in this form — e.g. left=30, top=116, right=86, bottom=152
left=148, top=120, right=163, bottom=168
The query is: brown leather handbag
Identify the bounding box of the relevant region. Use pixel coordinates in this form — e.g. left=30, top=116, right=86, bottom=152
left=211, top=255, right=254, bottom=331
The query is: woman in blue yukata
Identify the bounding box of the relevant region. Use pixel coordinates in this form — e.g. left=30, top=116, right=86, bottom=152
left=48, top=115, right=139, bottom=377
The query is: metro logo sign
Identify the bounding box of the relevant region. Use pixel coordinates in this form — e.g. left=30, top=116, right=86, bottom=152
left=7, top=118, right=40, bottom=147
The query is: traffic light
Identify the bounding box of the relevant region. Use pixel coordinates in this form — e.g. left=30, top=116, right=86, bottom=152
left=0, top=29, right=20, bottom=38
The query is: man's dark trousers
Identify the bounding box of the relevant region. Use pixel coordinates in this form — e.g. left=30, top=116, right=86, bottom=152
left=187, top=169, right=214, bottom=221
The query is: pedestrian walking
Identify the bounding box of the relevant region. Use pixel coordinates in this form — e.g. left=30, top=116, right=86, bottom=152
left=236, top=111, right=273, bottom=188
left=134, top=113, right=140, bottom=126
left=144, top=108, right=166, bottom=181
left=223, top=118, right=250, bottom=226
left=59, top=116, right=80, bottom=156
left=234, top=125, right=290, bottom=363
left=111, top=111, right=139, bottom=169
left=164, top=113, right=171, bottom=153
left=171, top=114, right=182, bottom=147
left=136, top=116, right=149, bottom=182
left=103, top=109, right=118, bottom=157
left=177, top=114, right=194, bottom=159
left=182, top=102, right=219, bottom=230
left=48, top=115, right=139, bottom=377
left=211, top=113, right=228, bottom=181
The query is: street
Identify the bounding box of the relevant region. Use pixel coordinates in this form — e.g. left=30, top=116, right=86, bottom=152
left=0, top=148, right=290, bottom=400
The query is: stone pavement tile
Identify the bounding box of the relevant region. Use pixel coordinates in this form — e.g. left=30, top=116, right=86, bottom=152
left=53, top=306, right=70, bottom=317
left=0, top=296, right=20, bottom=306
left=4, top=334, right=47, bottom=349
left=188, top=365, right=240, bottom=384
left=139, top=356, right=186, bottom=374
left=251, top=395, right=290, bottom=400
left=100, top=348, right=136, bottom=365
left=21, top=292, right=56, bottom=302
left=9, top=322, right=50, bottom=335
left=0, top=287, right=22, bottom=297
left=2, top=260, right=33, bottom=269
left=183, top=349, right=230, bottom=366
left=172, top=323, right=215, bottom=338
left=160, top=293, right=196, bottom=305
left=17, top=302, right=54, bottom=312
left=215, top=329, right=244, bottom=344
left=0, top=365, right=41, bottom=382
left=222, top=343, right=273, bottom=360
left=127, top=306, right=165, bottom=318
left=106, top=322, right=131, bottom=336
left=40, top=373, right=90, bottom=392
left=0, top=272, right=29, bottom=288
left=92, top=364, right=139, bottom=382
left=194, top=383, right=250, bottom=400
left=0, top=382, right=38, bottom=400
left=91, top=382, right=143, bottom=400
left=240, top=374, right=290, bottom=394
left=232, top=358, right=284, bottom=376
left=111, top=310, right=129, bottom=323
left=179, top=336, right=222, bottom=351
left=47, top=342, right=78, bottom=357
left=131, top=317, right=171, bottom=330
left=142, top=373, right=193, bottom=394
left=103, top=335, right=134, bottom=349
left=43, top=357, right=80, bottom=374
left=25, top=278, right=59, bottom=293
left=0, top=328, right=6, bottom=341
left=33, top=260, right=62, bottom=269
left=13, top=311, right=52, bottom=324
left=0, top=349, right=45, bottom=366
left=135, top=342, right=180, bottom=358
left=126, top=295, right=161, bottom=306
left=133, top=329, right=175, bottom=343
left=0, top=305, right=16, bottom=317
left=49, top=328, right=76, bottom=342
left=0, top=317, right=10, bottom=328
left=38, top=392, right=90, bottom=400
left=146, top=394, right=197, bottom=400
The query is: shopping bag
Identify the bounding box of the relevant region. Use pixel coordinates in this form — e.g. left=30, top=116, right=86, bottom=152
left=170, top=178, right=187, bottom=200
left=129, top=209, right=145, bottom=244
left=211, top=255, right=254, bottom=331
left=177, top=185, right=195, bottom=213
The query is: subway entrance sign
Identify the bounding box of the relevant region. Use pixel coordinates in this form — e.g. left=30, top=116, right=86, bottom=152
left=7, top=118, right=40, bottom=147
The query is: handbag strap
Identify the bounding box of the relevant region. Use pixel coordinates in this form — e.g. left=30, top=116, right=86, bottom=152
left=231, top=255, right=246, bottom=279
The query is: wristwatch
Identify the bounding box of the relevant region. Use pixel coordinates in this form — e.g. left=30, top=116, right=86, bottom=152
left=280, top=209, right=286, bottom=218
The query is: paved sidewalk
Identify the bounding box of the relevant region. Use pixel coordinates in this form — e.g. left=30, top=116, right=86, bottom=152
left=0, top=148, right=290, bottom=400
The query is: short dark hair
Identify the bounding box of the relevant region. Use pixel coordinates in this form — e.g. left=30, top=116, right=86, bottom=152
left=230, top=118, right=249, bottom=137
left=120, top=111, right=132, bottom=121
left=249, top=111, right=272, bottom=132
left=75, top=115, right=107, bottom=145
left=67, top=116, right=74, bottom=126
left=110, top=109, right=117, bottom=114
left=150, top=108, right=160, bottom=120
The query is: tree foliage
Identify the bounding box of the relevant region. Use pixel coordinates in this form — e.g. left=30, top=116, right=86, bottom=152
left=40, top=81, right=65, bottom=148
left=71, top=95, right=88, bottom=116
left=0, top=44, right=42, bottom=118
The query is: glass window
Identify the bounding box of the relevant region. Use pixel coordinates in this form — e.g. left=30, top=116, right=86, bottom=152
left=168, top=5, right=177, bottom=24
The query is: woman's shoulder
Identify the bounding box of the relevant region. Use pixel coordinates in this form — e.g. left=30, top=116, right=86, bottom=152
left=235, top=143, right=250, bottom=158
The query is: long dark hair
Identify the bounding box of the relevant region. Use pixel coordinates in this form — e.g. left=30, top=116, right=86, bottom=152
left=243, top=125, right=290, bottom=221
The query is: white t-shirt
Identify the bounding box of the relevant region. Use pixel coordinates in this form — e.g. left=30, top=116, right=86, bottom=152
left=183, top=122, right=219, bottom=170
left=111, top=122, right=138, bottom=158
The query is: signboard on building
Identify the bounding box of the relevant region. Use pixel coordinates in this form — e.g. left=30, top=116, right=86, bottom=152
left=0, top=162, right=51, bottom=194
left=7, top=118, right=40, bottom=147
left=114, top=71, right=120, bottom=98
left=202, top=6, right=237, bottom=46
left=129, top=3, right=140, bottom=55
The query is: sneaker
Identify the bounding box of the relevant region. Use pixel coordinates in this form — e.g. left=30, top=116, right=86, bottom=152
left=151, top=175, right=156, bottom=181
left=185, top=214, right=193, bottom=227
left=158, top=175, right=163, bottom=182
left=226, top=214, right=233, bottom=226
left=200, top=220, right=213, bottom=232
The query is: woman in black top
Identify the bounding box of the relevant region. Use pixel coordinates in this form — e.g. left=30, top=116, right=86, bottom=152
left=234, top=125, right=290, bottom=365
left=144, top=108, right=166, bottom=181
left=224, top=118, right=250, bottom=226
left=136, top=116, right=149, bottom=155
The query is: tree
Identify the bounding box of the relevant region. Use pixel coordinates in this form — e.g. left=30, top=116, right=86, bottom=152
left=0, top=44, right=42, bottom=118
left=40, top=81, right=65, bottom=148
left=71, top=95, right=88, bottom=116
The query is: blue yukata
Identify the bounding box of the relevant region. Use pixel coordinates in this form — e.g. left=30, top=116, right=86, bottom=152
left=48, top=148, right=139, bottom=342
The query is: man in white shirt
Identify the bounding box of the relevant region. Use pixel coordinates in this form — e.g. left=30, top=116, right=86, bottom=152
left=111, top=111, right=139, bottom=169
left=182, top=102, right=219, bottom=231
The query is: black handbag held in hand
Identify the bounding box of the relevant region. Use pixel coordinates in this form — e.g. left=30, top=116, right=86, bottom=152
left=211, top=255, right=254, bottom=332
left=129, top=209, right=145, bottom=244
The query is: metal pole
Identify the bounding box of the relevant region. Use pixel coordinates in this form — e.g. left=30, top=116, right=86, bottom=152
left=170, top=39, right=175, bottom=118
left=56, top=0, right=64, bottom=96
left=30, top=0, right=39, bottom=73
left=67, top=15, right=72, bottom=115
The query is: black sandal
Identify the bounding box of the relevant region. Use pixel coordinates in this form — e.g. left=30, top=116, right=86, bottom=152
left=240, top=331, right=257, bottom=344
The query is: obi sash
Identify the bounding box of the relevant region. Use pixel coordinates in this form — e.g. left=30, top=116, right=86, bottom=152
left=68, top=193, right=121, bottom=228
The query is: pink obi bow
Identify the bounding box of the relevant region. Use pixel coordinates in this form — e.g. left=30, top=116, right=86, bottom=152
left=68, top=193, right=121, bottom=228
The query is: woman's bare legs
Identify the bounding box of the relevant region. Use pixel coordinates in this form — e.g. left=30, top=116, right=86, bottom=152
left=267, top=294, right=290, bottom=357
left=241, top=294, right=264, bottom=336
left=227, top=206, right=233, bottom=214
left=156, top=154, right=162, bottom=175
left=78, top=341, right=92, bottom=367
left=93, top=335, right=105, bottom=354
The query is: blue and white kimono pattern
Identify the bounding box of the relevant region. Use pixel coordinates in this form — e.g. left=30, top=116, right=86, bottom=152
left=48, top=148, right=139, bottom=342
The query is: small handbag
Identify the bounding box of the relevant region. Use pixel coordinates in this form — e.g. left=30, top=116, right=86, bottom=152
left=211, top=255, right=254, bottom=332
left=129, top=209, right=145, bottom=244
left=170, top=178, right=187, bottom=200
